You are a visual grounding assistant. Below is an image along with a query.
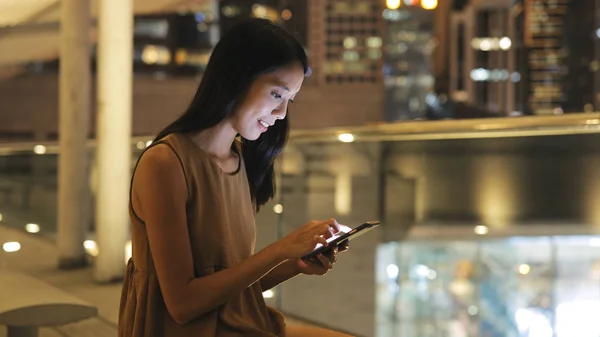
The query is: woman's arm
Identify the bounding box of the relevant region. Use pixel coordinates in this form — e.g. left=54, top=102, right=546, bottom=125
left=260, top=245, right=344, bottom=291
left=260, top=259, right=301, bottom=291
left=133, top=145, right=286, bottom=325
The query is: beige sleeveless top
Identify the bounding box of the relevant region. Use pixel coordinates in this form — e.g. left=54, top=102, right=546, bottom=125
left=118, top=132, right=286, bottom=336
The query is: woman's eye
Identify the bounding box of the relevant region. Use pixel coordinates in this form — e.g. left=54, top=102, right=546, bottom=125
left=271, top=92, right=282, bottom=100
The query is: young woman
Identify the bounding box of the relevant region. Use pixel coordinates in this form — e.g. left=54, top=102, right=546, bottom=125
left=118, top=18, right=352, bottom=337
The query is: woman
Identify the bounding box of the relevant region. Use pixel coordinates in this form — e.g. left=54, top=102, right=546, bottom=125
left=119, top=18, right=352, bottom=337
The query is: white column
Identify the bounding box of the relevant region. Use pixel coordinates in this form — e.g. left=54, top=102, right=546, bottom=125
left=94, top=0, right=133, bottom=282
left=57, top=0, right=91, bottom=269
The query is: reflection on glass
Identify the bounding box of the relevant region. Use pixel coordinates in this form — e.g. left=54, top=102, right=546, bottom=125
left=376, top=235, right=600, bottom=337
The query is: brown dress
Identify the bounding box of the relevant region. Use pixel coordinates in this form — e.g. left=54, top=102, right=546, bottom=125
left=118, top=133, right=286, bottom=336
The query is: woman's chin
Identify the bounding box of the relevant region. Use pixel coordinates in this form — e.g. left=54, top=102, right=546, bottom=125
left=239, top=130, right=262, bottom=141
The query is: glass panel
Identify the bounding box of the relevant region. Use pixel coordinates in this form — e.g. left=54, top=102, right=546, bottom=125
left=0, top=152, right=60, bottom=237
left=4, top=135, right=600, bottom=337
left=0, top=144, right=148, bottom=242
left=277, top=140, right=381, bottom=336
left=374, top=236, right=600, bottom=337
left=554, top=235, right=600, bottom=336
left=394, top=240, right=480, bottom=337
left=482, top=237, right=554, bottom=337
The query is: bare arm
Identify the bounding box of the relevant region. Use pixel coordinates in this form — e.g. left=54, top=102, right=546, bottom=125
left=260, top=260, right=301, bottom=291
left=132, top=144, right=285, bottom=325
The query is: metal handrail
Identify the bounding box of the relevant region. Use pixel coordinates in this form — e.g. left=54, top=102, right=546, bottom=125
left=1, top=113, right=600, bottom=155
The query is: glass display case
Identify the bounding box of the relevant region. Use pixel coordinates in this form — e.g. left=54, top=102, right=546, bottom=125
left=376, top=235, right=600, bottom=337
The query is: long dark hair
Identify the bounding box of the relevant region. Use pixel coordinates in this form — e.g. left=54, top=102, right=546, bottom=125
left=154, top=18, right=309, bottom=210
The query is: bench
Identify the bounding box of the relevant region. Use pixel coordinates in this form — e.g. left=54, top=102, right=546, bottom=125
left=0, top=270, right=98, bottom=337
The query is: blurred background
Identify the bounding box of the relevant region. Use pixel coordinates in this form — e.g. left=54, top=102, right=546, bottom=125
left=2, top=0, right=600, bottom=336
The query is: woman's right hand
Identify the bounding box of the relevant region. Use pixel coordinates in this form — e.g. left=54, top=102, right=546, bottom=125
left=273, top=218, right=342, bottom=260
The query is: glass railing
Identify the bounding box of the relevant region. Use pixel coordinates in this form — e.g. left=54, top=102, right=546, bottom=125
left=2, top=118, right=600, bottom=336
left=376, top=233, right=600, bottom=337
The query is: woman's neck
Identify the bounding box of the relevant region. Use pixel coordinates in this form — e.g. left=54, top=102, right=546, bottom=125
left=190, top=123, right=237, bottom=160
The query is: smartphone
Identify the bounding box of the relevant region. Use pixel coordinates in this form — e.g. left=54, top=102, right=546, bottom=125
left=301, top=220, right=380, bottom=264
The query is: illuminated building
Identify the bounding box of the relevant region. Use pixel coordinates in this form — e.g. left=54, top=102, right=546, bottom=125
left=518, top=0, right=569, bottom=115
left=452, top=0, right=598, bottom=116
left=218, top=1, right=308, bottom=45
left=449, top=0, right=514, bottom=116
left=383, top=0, right=438, bottom=121
left=514, top=0, right=596, bottom=115
left=304, top=0, right=383, bottom=85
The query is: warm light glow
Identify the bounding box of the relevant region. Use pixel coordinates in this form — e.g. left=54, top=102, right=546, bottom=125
left=343, top=36, right=357, bottom=49
left=3, top=241, right=21, bottom=253
left=83, top=240, right=99, bottom=257
left=518, top=264, right=531, bottom=275
left=25, top=223, right=40, bottom=233
left=499, top=37, right=512, bottom=50
left=366, top=37, right=382, bottom=48
left=175, top=49, right=188, bottom=65
left=421, top=0, right=437, bottom=10
left=0, top=213, right=3, bottom=222
left=386, top=0, right=401, bottom=9
left=281, top=9, right=292, bottom=20
left=141, top=45, right=171, bottom=65
left=262, top=289, right=275, bottom=298
left=125, top=240, right=132, bottom=265
left=480, top=39, right=491, bottom=51
left=474, top=225, right=488, bottom=235
left=334, top=173, right=352, bottom=215
left=273, top=204, right=283, bottom=214
left=338, top=133, right=355, bottom=143
left=136, top=141, right=146, bottom=150
left=33, top=144, right=46, bottom=155
left=146, top=140, right=153, bottom=147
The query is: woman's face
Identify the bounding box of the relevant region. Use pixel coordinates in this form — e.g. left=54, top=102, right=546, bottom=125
left=229, top=62, right=305, bottom=141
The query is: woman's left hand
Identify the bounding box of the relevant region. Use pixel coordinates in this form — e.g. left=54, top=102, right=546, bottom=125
left=293, top=240, right=350, bottom=275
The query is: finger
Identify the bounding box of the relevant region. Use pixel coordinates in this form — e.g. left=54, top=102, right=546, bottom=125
left=328, top=244, right=338, bottom=259
left=329, top=218, right=342, bottom=234
left=317, top=253, right=332, bottom=269
left=339, top=240, right=350, bottom=252
left=312, top=222, right=336, bottom=239
left=313, top=234, right=328, bottom=247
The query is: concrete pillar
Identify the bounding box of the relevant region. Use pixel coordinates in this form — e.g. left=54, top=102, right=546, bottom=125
left=57, top=0, right=91, bottom=269
left=94, top=0, right=133, bottom=282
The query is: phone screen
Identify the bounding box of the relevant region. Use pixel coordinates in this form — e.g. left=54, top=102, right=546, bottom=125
left=302, top=221, right=380, bottom=262
left=313, top=224, right=352, bottom=250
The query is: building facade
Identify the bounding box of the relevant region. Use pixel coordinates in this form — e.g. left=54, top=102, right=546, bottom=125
left=450, top=0, right=599, bottom=116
